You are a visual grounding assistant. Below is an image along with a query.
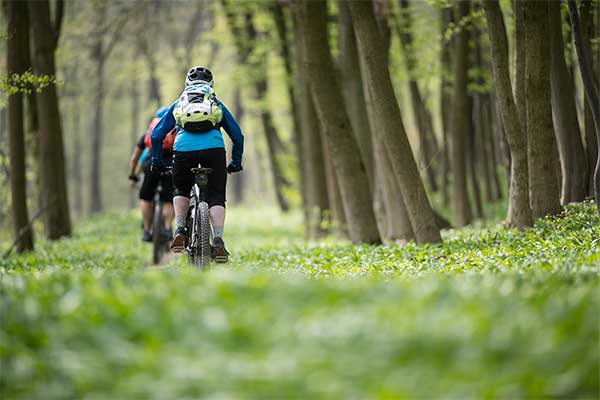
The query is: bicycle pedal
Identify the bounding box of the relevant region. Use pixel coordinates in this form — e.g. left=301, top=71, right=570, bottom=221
left=214, top=255, right=228, bottom=263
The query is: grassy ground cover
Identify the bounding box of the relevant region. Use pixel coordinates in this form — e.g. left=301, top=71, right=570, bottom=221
left=1, top=203, right=599, bottom=398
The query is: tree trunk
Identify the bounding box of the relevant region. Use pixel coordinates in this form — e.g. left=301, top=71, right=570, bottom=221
left=513, top=0, right=526, bottom=129
left=483, top=0, right=533, bottom=228
left=567, top=0, right=600, bottom=216
left=130, top=63, right=139, bottom=210
left=548, top=0, right=588, bottom=204
left=349, top=0, right=441, bottom=243
left=524, top=0, right=562, bottom=218
left=292, top=11, right=329, bottom=238
left=398, top=0, right=439, bottom=192
left=322, top=138, right=347, bottom=237
left=6, top=0, right=34, bottom=252
left=338, top=1, right=374, bottom=187
left=580, top=0, right=599, bottom=198
left=72, top=99, right=83, bottom=218
left=449, top=0, right=472, bottom=226
left=28, top=0, right=71, bottom=239
left=90, top=44, right=104, bottom=214
left=256, top=80, right=290, bottom=212
left=440, top=6, right=453, bottom=207
left=468, top=96, right=483, bottom=219
left=297, top=0, right=381, bottom=244
left=230, top=87, right=245, bottom=205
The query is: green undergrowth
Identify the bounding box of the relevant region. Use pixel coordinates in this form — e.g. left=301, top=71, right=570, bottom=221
left=1, top=203, right=599, bottom=398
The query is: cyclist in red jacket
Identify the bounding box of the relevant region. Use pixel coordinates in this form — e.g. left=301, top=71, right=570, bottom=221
left=128, top=107, right=176, bottom=242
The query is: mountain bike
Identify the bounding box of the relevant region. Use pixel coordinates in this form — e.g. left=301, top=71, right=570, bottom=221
left=185, top=164, right=213, bottom=270
left=152, top=179, right=171, bottom=265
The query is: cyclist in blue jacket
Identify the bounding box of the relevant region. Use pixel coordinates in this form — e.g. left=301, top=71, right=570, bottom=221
left=150, top=66, right=244, bottom=262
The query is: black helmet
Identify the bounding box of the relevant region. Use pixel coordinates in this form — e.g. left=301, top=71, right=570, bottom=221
left=185, top=66, right=213, bottom=87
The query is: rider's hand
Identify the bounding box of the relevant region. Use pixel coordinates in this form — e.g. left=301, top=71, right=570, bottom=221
left=227, top=161, right=243, bottom=174
left=150, top=163, right=166, bottom=176
left=128, top=174, right=139, bottom=183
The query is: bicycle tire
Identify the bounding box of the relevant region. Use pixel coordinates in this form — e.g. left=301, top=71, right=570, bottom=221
left=152, top=201, right=164, bottom=264
left=195, top=201, right=212, bottom=271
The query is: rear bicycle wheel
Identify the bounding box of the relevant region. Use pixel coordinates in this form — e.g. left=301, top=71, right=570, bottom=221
left=152, top=202, right=164, bottom=264
left=194, top=201, right=212, bottom=271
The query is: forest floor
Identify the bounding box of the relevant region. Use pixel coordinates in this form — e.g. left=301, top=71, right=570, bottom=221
left=1, top=203, right=599, bottom=398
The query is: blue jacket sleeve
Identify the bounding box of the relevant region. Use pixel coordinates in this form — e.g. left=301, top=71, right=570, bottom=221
left=220, top=104, right=244, bottom=165
left=151, top=101, right=177, bottom=165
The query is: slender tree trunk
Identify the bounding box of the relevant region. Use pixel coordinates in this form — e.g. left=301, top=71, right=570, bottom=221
left=580, top=1, right=599, bottom=198
left=548, top=0, right=588, bottom=204
left=322, top=138, right=347, bottom=237
left=568, top=0, right=600, bottom=216
left=256, top=80, right=290, bottom=212
left=449, top=0, right=472, bottom=226
left=28, top=0, right=71, bottom=239
left=513, top=0, right=526, bottom=129
left=230, top=87, right=245, bottom=204
left=72, top=100, right=82, bottom=218
left=468, top=96, right=483, bottom=219
left=130, top=64, right=139, bottom=210
left=398, top=0, right=439, bottom=192
left=292, top=11, right=329, bottom=238
left=297, top=0, right=381, bottom=244
left=349, top=0, right=441, bottom=243
left=475, top=93, right=494, bottom=202
left=524, top=0, right=562, bottom=218
left=440, top=6, right=453, bottom=207
left=90, top=45, right=104, bottom=214
left=338, top=1, right=374, bottom=187
left=6, top=0, right=34, bottom=252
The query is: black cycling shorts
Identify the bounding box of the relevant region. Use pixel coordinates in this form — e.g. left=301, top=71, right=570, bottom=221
left=139, top=164, right=174, bottom=202
left=172, top=148, right=227, bottom=207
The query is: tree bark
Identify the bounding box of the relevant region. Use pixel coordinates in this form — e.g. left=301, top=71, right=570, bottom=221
left=130, top=61, right=140, bottom=210
left=567, top=0, right=600, bottom=216
left=338, top=1, right=374, bottom=187
left=467, top=96, right=483, bottom=219
left=483, top=0, right=533, bottom=228
left=581, top=2, right=598, bottom=198
left=524, top=0, right=562, bottom=218
left=349, top=0, right=441, bottom=243
left=292, top=9, right=329, bottom=238
left=397, top=0, right=439, bottom=192
left=90, top=40, right=104, bottom=214
left=449, top=0, right=472, bottom=226
left=297, top=0, right=381, bottom=244
left=513, top=0, right=526, bottom=129
left=6, top=0, right=34, bottom=252
left=440, top=6, right=453, bottom=207
left=28, top=0, right=71, bottom=239
left=548, top=0, right=588, bottom=204
left=230, top=87, right=245, bottom=205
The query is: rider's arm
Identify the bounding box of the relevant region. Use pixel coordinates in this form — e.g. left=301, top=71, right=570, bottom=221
left=220, top=105, right=244, bottom=165
left=151, top=101, right=177, bottom=165
left=128, top=134, right=146, bottom=176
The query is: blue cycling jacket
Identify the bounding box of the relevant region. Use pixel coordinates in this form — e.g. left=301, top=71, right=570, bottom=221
left=151, top=99, right=244, bottom=166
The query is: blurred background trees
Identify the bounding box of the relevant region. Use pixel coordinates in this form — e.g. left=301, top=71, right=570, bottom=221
left=2, top=0, right=599, bottom=251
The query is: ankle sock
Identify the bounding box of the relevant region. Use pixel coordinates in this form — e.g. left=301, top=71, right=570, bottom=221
left=176, top=215, right=186, bottom=229
left=213, top=226, right=224, bottom=238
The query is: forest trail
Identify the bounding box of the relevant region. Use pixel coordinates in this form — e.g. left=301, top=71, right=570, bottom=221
left=2, top=204, right=598, bottom=398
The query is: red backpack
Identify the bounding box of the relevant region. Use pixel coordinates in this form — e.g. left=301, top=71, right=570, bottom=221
left=144, top=117, right=175, bottom=150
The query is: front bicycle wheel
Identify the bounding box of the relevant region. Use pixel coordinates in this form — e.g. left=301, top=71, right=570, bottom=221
left=152, top=202, right=164, bottom=264
left=194, top=201, right=212, bottom=271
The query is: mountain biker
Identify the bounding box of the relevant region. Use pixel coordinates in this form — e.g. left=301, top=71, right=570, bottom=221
left=128, top=107, right=176, bottom=242
left=150, top=66, right=244, bottom=262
